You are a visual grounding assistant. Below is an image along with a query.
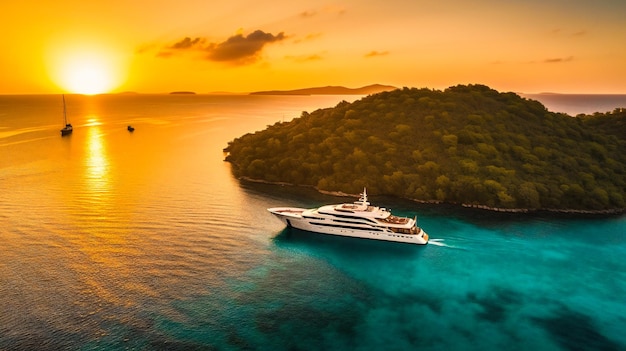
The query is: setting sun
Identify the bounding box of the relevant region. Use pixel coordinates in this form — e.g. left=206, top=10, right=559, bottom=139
left=63, top=60, right=113, bottom=95
left=47, top=44, right=126, bottom=95
left=60, top=54, right=120, bottom=94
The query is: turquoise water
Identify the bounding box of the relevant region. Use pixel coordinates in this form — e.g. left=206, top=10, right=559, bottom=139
left=170, top=205, right=626, bottom=351
left=0, top=94, right=624, bottom=350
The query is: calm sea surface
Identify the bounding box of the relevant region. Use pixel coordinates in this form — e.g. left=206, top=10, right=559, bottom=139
left=521, top=93, right=626, bottom=115
left=1, top=94, right=625, bottom=351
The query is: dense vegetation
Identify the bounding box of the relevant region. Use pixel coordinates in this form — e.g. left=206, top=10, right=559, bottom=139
left=224, top=85, right=626, bottom=212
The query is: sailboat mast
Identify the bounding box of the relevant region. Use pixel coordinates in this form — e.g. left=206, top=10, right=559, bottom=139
left=59, top=94, right=73, bottom=136
left=62, top=95, right=67, bottom=124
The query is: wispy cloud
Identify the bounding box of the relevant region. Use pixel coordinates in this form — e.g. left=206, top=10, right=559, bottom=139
left=365, top=50, right=389, bottom=58
left=543, top=56, right=574, bottom=63
left=552, top=28, right=587, bottom=37
left=299, top=10, right=317, bottom=18
left=519, top=56, right=575, bottom=64
left=169, top=37, right=205, bottom=50
left=299, top=6, right=346, bottom=18
left=136, top=43, right=158, bottom=55
left=153, top=30, right=286, bottom=65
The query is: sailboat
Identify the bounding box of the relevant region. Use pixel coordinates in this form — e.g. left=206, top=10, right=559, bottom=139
left=60, top=95, right=73, bottom=136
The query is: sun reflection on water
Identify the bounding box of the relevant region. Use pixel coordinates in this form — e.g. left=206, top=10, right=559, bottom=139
left=74, top=119, right=152, bottom=309
left=84, top=117, right=102, bottom=127
left=84, top=121, right=110, bottom=195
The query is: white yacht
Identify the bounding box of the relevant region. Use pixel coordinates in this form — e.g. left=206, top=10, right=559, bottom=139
left=268, top=189, right=429, bottom=245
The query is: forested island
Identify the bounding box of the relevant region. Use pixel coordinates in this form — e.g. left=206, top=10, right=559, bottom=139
left=224, top=85, right=626, bottom=213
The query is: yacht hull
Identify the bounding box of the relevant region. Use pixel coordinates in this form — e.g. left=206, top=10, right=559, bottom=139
left=268, top=207, right=429, bottom=245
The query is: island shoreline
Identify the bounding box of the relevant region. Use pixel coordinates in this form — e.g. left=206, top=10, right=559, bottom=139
left=238, top=176, right=626, bottom=216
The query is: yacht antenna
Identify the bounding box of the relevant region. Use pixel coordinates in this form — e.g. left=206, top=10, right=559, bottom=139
left=357, top=188, right=370, bottom=206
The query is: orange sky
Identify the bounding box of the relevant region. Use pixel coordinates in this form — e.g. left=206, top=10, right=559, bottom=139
left=2, top=0, right=626, bottom=94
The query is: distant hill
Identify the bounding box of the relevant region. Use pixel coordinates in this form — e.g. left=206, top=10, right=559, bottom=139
left=250, top=84, right=397, bottom=96
left=169, top=91, right=196, bottom=95
left=225, top=84, right=626, bottom=213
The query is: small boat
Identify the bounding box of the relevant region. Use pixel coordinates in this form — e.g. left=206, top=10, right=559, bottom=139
left=60, top=95, right=72, bottom=136
left=268, top=188, right=429, bottom=245
left=127, top=125, right=135, bottom=132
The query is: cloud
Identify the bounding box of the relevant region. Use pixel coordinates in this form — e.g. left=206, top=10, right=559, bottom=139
left=136, top=43, right=158, bottom=55
left=552, top=28, right=587, bottom=37
left=206, top=30, right=286, bottom=64
left=365, top=50, right=389, bottom=58
left=300, top=10, right=317, bottom=18
left=170, top=37, right=205, bottom=49
left=543, top=56, right=574, bottom=63
left=299, top=6, right=346, bottom=18
left=153, top=30, right=286, bottom=65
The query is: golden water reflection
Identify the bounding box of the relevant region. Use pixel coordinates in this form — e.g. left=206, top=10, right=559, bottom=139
left=83, top=119, right=110, bottom=195
left=84, top=117, right=102, bottom=127
left=77, top=119, right=141, bottom=308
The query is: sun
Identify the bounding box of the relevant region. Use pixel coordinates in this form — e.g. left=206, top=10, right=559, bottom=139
left=48, top=43, right=125, bottom=95
left=59, top=54, right=118, bottom=95
left=64, top=60, right=113, bottom=95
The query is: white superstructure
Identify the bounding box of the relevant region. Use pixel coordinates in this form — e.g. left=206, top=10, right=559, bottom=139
left=268, top=188, right=429, bottom=245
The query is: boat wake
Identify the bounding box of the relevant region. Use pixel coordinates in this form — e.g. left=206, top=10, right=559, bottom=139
left=428, top=239, right=463, bottom=249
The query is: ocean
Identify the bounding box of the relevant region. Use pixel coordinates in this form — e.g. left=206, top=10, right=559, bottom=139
left=0, top=93, right=625, bottom=351
left=521, top=93, right=626, bottom=115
